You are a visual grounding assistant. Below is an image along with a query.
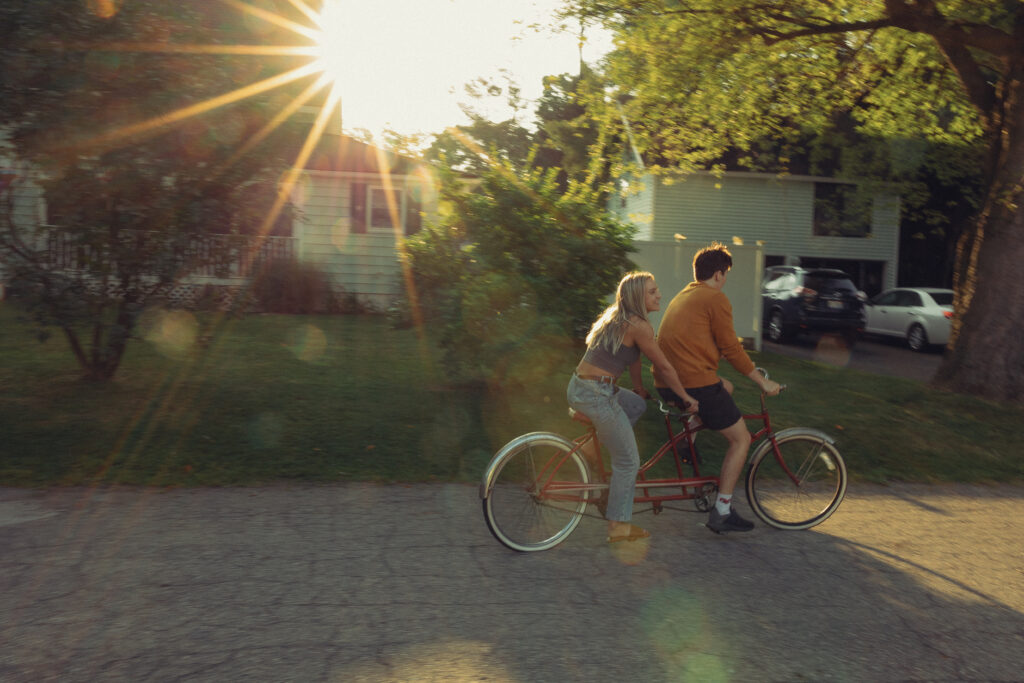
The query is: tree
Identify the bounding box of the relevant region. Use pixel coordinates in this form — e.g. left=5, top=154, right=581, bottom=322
left=402, top=161, right=636, bottom=385
left=424, top=117, right=536, bottom=174
left=566, top=0, right=1024, bottom=402
left=0, top=0, right=318, bottom=380
left=534, top=70, right=610, bottom=187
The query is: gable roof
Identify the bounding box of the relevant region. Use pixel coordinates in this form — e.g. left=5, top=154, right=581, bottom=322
left=304, top=134, right=425, bottom=175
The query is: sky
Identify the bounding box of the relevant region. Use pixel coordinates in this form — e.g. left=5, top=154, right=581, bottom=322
left=314, top=0, right=614, bottom=141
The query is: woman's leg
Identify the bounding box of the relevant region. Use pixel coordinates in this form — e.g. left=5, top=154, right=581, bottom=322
left=617, top=388, right=647, bottom=426
left=598, top=403, right=641, bottom=522
left=567, top=379, right=647, bottom=537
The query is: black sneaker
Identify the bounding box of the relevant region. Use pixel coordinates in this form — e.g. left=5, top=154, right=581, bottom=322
left=706, top=508, right=755, bottom=534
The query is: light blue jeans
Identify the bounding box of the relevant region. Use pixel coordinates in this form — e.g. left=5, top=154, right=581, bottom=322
left=566, top=374, right=647, bottom=522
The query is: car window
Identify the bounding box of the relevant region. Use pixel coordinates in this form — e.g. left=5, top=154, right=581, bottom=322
left=902, top=291, right=922, bottom=307
left=763, top=270, right=794, bottom=291
left=873, top=291, right=899, bottom=305
left=762, top=271, right=784, bottom=290
left=889, top=291, right=911, bottom=306
left=929, top=291, right=954, bottom=306
left=804, top=274, right=855, bottom=292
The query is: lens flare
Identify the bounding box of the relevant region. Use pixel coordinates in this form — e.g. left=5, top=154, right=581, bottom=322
left=641, top=586, right=727, bottom=680
left=330, top=216, right=353, bottom=252
left=286, top=324, right=328, bottom=362
left=813, top=333, right=853, bottom=367
left=88, top=0, right=120, bottom=20
left=141, top=310, right=199, bottom=358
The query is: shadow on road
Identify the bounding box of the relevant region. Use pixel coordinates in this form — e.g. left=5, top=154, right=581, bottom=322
left=2, top=484, right=1021, bottom=682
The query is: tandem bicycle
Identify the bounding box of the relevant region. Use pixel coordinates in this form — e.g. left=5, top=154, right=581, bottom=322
left=480, top=370, right=847, bottom=552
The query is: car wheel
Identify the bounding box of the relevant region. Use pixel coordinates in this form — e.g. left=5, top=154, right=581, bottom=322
left=767, top=310, right=789, bottom=343
left=907, top=324, right=929, bottom=352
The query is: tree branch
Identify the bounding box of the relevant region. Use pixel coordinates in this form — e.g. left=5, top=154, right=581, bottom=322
left=758, top=18, right=895, bottom=45
left=749, top=0, right=1002, bottom=122
left=884, top=0, right=999, bottom=120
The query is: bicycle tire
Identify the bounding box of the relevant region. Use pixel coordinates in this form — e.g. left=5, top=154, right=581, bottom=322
left=745, top=433, right=847, bottom=530
left=481, top=432, right=591, bottom=552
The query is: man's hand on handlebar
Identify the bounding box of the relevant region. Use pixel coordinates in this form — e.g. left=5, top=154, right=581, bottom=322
left=750, top=367, right=782, bottom=396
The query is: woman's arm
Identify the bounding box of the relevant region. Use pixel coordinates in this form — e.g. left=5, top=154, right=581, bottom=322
left=630, top=321, right=699, bottom=412
left=627, top=358, right=649, bottom=399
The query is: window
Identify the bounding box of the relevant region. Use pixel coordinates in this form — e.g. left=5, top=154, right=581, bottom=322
left=804, top=273, right=857, bottom=293
left=369, top=187, right=401, bottom=230
left=813, top=182, right=871, bottom=238
left=896, top=290, right=922, bottom=307
left=349, top=181, right=422, bottom=235
left=762, top=269, right=791, bottom=291
left=873, top=291, right=900, bottom=306
left=773, top=273, right=797, bottom=292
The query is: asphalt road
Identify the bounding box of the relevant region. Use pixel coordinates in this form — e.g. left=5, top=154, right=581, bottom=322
left=2, top=483, right=1022, bottom=682
left=761, top=333, right=944, bottom=383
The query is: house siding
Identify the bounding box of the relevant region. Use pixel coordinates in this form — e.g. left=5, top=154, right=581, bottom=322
left=642, top=172, right=899, bottom=291
left=295, top=171, right=413, bottom=309
left=610, top=172, right=655, bottom=240
left=0, top=161, right=46, bottom=292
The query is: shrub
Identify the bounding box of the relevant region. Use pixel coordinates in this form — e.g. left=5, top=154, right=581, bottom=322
left=249, top=257, right=340, bottom=314
left=401, top=162, right=636, bottom=383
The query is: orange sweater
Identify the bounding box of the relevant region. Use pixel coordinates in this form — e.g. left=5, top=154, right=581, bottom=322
left=655, top=282, right=755, bottom=389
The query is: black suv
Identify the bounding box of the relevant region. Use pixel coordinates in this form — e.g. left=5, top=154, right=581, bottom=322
left=761, top=266, right=866, bottom=343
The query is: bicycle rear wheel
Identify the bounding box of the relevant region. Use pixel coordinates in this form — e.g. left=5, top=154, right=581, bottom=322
left=482, top=433, right=591, bottom=552
left=745, top=434, right=847, bottom=530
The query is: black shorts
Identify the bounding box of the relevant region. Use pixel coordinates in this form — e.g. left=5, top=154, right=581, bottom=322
left=657, top=381, right=742, bottom=431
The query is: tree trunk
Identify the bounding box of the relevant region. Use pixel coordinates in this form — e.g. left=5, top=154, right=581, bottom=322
left=933, top=76, right=1024, bottom=401
left=935, top=207, right=1024, bottom=401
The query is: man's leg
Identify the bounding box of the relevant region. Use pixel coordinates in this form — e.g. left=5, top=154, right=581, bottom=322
left=717, top=417, right=751, bottom=497
left=708, top=418, right=754, bottom=533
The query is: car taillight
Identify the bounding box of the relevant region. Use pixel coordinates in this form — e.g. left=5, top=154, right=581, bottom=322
left=794, top=286, right=816, bottom=297
left=943, top=310, right=953, bottom=319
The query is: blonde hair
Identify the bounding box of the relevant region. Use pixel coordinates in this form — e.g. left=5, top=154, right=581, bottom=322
left=585, top=271, right=653, bottom=353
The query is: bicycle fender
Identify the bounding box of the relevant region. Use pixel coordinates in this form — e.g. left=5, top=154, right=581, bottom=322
left=479, top=431, right=577, bottom=499
left=748, top=427, right=835, bottom=464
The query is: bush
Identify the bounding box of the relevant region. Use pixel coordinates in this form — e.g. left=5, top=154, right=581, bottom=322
left=249, top=258, right=346, bottom=314
left=402, top=162, right=636, bottom=383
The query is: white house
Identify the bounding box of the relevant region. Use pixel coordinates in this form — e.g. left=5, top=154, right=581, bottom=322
left=290, top=132, right=437, bottom=310
left=611, top=169, right=901, bottom=296
left=0, top=131, right=437, bottom=310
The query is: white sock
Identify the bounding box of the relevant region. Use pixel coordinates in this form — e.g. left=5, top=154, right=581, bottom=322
left=715, top=494, right=732, bottom=516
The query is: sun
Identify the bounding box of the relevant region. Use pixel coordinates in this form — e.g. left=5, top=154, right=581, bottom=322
left=309, top=0, right=442, bottom=136
left=306, top=0, right=503, bottom=139
left=310, top=0, right=352, bottom=91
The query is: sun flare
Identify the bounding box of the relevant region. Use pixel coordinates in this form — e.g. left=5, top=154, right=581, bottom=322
left=311, top=0, right=352, bottom=91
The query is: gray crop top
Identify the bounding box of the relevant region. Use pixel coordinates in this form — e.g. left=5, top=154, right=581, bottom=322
left=581, top=341, right=640, bottom=376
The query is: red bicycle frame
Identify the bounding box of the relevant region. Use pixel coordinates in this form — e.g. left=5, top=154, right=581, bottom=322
left=564, top=393, right=782, bottom=511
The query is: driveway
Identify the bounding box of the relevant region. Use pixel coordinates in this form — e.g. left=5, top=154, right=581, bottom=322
left=761, top=333, right=944, bottom=383
left=2, top=483, right=1022, bottom=681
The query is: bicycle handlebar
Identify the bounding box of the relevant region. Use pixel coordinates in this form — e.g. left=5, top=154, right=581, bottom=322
left=756, top=367, right=786, bottom=395
left=653, top=368, right=785, bottom=417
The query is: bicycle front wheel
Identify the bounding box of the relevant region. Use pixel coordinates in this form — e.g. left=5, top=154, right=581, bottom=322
left=745, top=433, right=847, bottom=530
left=482, top=433, right=591, bottom=552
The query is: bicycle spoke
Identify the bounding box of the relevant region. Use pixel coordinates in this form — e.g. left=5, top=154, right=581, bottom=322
left=794, top=441, right=825, bottom=484
left=483, top=434, right=590, bottom=551
left=746, top=435, right=847, bottom=530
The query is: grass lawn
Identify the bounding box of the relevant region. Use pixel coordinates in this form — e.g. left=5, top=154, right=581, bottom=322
left=1, top=303, right=1022, bottom=487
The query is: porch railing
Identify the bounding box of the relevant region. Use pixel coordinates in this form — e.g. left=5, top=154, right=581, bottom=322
left=45, top=230, right=298, bottom=280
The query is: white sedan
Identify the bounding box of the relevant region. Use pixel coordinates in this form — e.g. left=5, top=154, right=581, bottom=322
left=862, top=288, right=954, bottom=351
